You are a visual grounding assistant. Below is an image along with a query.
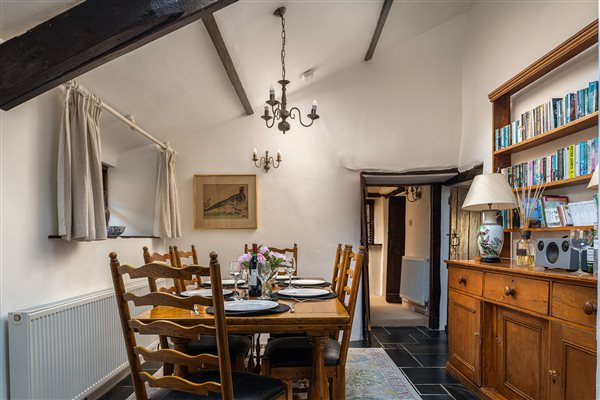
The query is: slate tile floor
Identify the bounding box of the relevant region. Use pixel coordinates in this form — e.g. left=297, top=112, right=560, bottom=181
left=367, top=325, right=480, bottom=400
left=101, top=326, right=480, bottom=400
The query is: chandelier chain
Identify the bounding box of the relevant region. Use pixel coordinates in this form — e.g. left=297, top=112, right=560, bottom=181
left=280, top=13, right=286, bottom=81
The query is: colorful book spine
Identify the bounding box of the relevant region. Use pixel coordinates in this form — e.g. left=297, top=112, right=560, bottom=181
left=589, top=81, right=598, bottom=114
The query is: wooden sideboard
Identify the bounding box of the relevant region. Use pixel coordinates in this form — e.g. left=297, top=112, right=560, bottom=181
left=446, top=260, right=597, bottom=400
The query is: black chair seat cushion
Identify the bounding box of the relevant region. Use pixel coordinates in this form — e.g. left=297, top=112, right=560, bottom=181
left=185, top=335, right=251, bottom=360
left=150, top=370, right=286, bottom=400
left=263, top=337, right=340, bottom=368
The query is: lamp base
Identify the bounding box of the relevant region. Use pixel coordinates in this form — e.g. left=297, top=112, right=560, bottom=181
left=477, top=210, right=504, bottom=263
left=480, top=256, right=501, bottom=263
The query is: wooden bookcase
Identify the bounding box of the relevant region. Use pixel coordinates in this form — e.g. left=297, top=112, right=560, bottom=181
left=446, top=20, right=600, bottom=400
left=490, top=19, right=598, bottom=234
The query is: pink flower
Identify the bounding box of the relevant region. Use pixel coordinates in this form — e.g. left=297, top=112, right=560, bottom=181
left=259, top=245, right=269, bottom=254
left=257, top=253, right=266, bottom=264
left=238, top=253, right=251, bottom=263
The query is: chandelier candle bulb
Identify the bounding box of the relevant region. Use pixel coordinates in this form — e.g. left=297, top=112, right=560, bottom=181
left=269, top=84, right=275, bottom=101
left=311, top=99, right=318, bottom=113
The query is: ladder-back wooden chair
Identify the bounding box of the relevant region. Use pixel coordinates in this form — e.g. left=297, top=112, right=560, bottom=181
left=110, top=251, right=287, bottom=400
left=142, top=246, right=251, bottom=373
left=142, top=246, right=181, bottom=293
left=243, top=244, right=298, bottom=275
left=172, top=245, right=201, bottom=289
left=330, top=244, right=353, bottom=299
left=261, top=246, right=366, bottom=399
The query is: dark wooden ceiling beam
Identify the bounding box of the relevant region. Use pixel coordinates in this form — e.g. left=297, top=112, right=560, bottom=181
left=364, top=0, right=393, bottom=62
left=202, top=14, right=253, bottom=115
left=0, top=0, right=237, bottom=111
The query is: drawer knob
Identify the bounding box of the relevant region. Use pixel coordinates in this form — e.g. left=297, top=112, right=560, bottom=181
left=583, top=302, right=597, bottom=315
left=504, top=286, right=516, bottom=297
left=458, top=275, right=467, bottom=285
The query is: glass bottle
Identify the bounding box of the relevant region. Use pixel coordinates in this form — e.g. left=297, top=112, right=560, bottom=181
left=516, top=230, right=535, bottom=269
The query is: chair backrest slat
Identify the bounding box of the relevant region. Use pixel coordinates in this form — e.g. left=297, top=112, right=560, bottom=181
left=172, top=245, right=202, bottom=289
left=123, top=291, right=212, bottom=309
left=139, top=373, right=222, bottom=396
left=110, top=251, right=234, bottom=400
left=134, top=346, right=220, bottom=369
left=142, top=246, right=179, bottom=293
left=128, top=320, right=216, bottom=339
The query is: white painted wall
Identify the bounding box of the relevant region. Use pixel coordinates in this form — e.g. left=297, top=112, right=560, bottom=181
left=169, top=15, right=467, bottom=340
left=405, top=186, right=431, bottom=259
left=0, top=89, right=163, bottom=399
left=459, top=1, right=598, bottom=172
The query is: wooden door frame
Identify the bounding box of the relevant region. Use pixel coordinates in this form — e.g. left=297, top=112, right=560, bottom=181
left=360, top=173, right=448, bottom=344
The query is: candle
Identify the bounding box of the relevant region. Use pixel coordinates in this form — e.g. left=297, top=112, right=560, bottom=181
left=253, top=148, right=258, bottom=156
left=311, top=99, right=318, bottom=113
left=264, top=106, right=269, bottom=116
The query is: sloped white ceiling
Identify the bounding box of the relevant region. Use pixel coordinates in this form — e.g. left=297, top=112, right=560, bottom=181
left=2, top=0, right=475, bottom=154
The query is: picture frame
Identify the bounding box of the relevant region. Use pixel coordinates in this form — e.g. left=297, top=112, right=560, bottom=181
left=193, top=174, right=257, bottom=229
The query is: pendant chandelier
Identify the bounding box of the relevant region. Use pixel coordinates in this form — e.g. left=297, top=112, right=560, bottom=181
left=261, top=7, right=320, bottom=134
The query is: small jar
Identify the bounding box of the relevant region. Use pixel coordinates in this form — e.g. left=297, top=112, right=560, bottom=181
left=516, top=230, right=535, bottom=269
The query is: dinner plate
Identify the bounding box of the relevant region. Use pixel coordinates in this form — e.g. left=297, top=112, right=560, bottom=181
left=179, top=289, right=233, bottom=297
left=291, top=279, right=326, bottom=286
left=224, top=300, right=279, bottom=312
left=275, top=275, right=299, bottom=280
left=278, top=288, right=330, bottom=298
left=203, top=279, right=242, bottom=286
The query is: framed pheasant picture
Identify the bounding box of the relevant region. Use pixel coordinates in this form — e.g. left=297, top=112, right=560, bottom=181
left=193, top=174, right=257, bottom=229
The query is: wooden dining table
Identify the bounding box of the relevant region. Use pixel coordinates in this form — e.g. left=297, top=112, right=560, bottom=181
left=133, top=289, right=350, bottom=400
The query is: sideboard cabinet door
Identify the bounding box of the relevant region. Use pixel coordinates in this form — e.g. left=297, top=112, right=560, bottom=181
left=496, top=307, right=548, bottom=400
left=549, top=322, right=596, bottom=400
left=448, top=290, right=482, bottom=385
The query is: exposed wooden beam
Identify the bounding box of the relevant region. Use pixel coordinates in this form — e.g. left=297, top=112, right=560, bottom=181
left=443, top=163, right=484, bottom=186
left=0, top=0, right=237, bottom=111
left=367, top=192, right=383, bottom=198
left=202, top=14, right=253, bottom=115
left=364, top=0, right=393, bottom=62
left=383, top=186, right=404, bottom=198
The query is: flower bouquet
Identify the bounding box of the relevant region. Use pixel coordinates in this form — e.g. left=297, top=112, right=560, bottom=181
left=238, top=245, right=289, bottom=294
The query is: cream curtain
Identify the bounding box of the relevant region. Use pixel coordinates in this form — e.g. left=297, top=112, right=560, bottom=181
left=154, top=145, right=182, bottom=238
left=57, top=83, right=107, bottom=241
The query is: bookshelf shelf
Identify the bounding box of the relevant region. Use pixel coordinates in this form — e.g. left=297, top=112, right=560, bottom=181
left=511, top=174, right=593, bottom=193
left=494, top=112, right=598, bottom=156
left=504, top=225, right=594, bottom=233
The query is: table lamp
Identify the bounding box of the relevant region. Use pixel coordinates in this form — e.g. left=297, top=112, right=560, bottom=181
left=462, top=173, right=517, bottom=262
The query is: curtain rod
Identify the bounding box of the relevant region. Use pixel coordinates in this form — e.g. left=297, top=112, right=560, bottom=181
left=62, top=81, right=168, bottom=151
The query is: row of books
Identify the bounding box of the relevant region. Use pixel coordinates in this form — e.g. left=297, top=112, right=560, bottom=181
left=499, top=138, right=598, bottom=189
left=494, top=80, right=598, bottom=151
left=500, top=195, right=598, bottom=229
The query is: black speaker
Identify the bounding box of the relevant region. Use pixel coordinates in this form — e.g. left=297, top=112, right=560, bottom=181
left=535, top=238, right=584, bottom=270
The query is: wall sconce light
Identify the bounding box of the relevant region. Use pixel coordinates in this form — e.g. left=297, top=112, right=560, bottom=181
left=406, top=186, right=422, bottom=202
left=252, top=149, right=282, bottom=173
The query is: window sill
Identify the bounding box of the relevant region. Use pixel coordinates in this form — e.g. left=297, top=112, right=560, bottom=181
left=48, top=235, right=161, bottom=239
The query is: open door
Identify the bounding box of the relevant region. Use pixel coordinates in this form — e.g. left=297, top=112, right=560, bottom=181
left=386, top=196, right=406, bottom=303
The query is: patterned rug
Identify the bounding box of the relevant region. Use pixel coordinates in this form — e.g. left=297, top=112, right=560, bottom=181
left=126, top=347, right=421, bottom=400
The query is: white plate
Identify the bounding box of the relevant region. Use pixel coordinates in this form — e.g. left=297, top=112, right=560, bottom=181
left=224, top=300, right=279, bottom=312
left=292, top=279, right=326, bottom=286
left=203, top=279, right=242, bottom=286
left=179, top=289, right=233, bottom=297
left=275, top=275, right=298, bottom=280
left=278, top=288, right=330, bottom=298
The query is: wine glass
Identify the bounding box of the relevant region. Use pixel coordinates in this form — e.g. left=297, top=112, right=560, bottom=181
left=229, top=261, right=243, bottom=300
left=284, top=258, right=297, bottom=287
left=570, top=229, right=593, bottom=276
left=239, top=264, right=249, bottom=300
left=258, top=261, right=272, bottom=299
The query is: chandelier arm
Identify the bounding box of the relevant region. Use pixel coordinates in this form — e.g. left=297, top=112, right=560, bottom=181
left=265, top=115, right=276, bottom=129
left=272, top=103, right=281, bottom=120
left=289, top=107, right=315, bottom=128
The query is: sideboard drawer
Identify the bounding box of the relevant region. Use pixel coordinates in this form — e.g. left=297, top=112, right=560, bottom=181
left=448, top=266, right=483, bottom=296
left=552, top=283, right=597, bottom=328
left=484, top=273, right=549, bottom=315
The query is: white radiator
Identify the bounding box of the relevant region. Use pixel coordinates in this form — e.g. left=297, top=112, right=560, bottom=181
left=8, top=280, right=159, bottom=400
left=400, top=256, right=430, bottom=306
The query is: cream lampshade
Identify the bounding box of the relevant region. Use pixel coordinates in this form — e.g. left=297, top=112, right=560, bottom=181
left=587, top=165, right=598, bottom=190
left=463, top=173, right=517, bottom=262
